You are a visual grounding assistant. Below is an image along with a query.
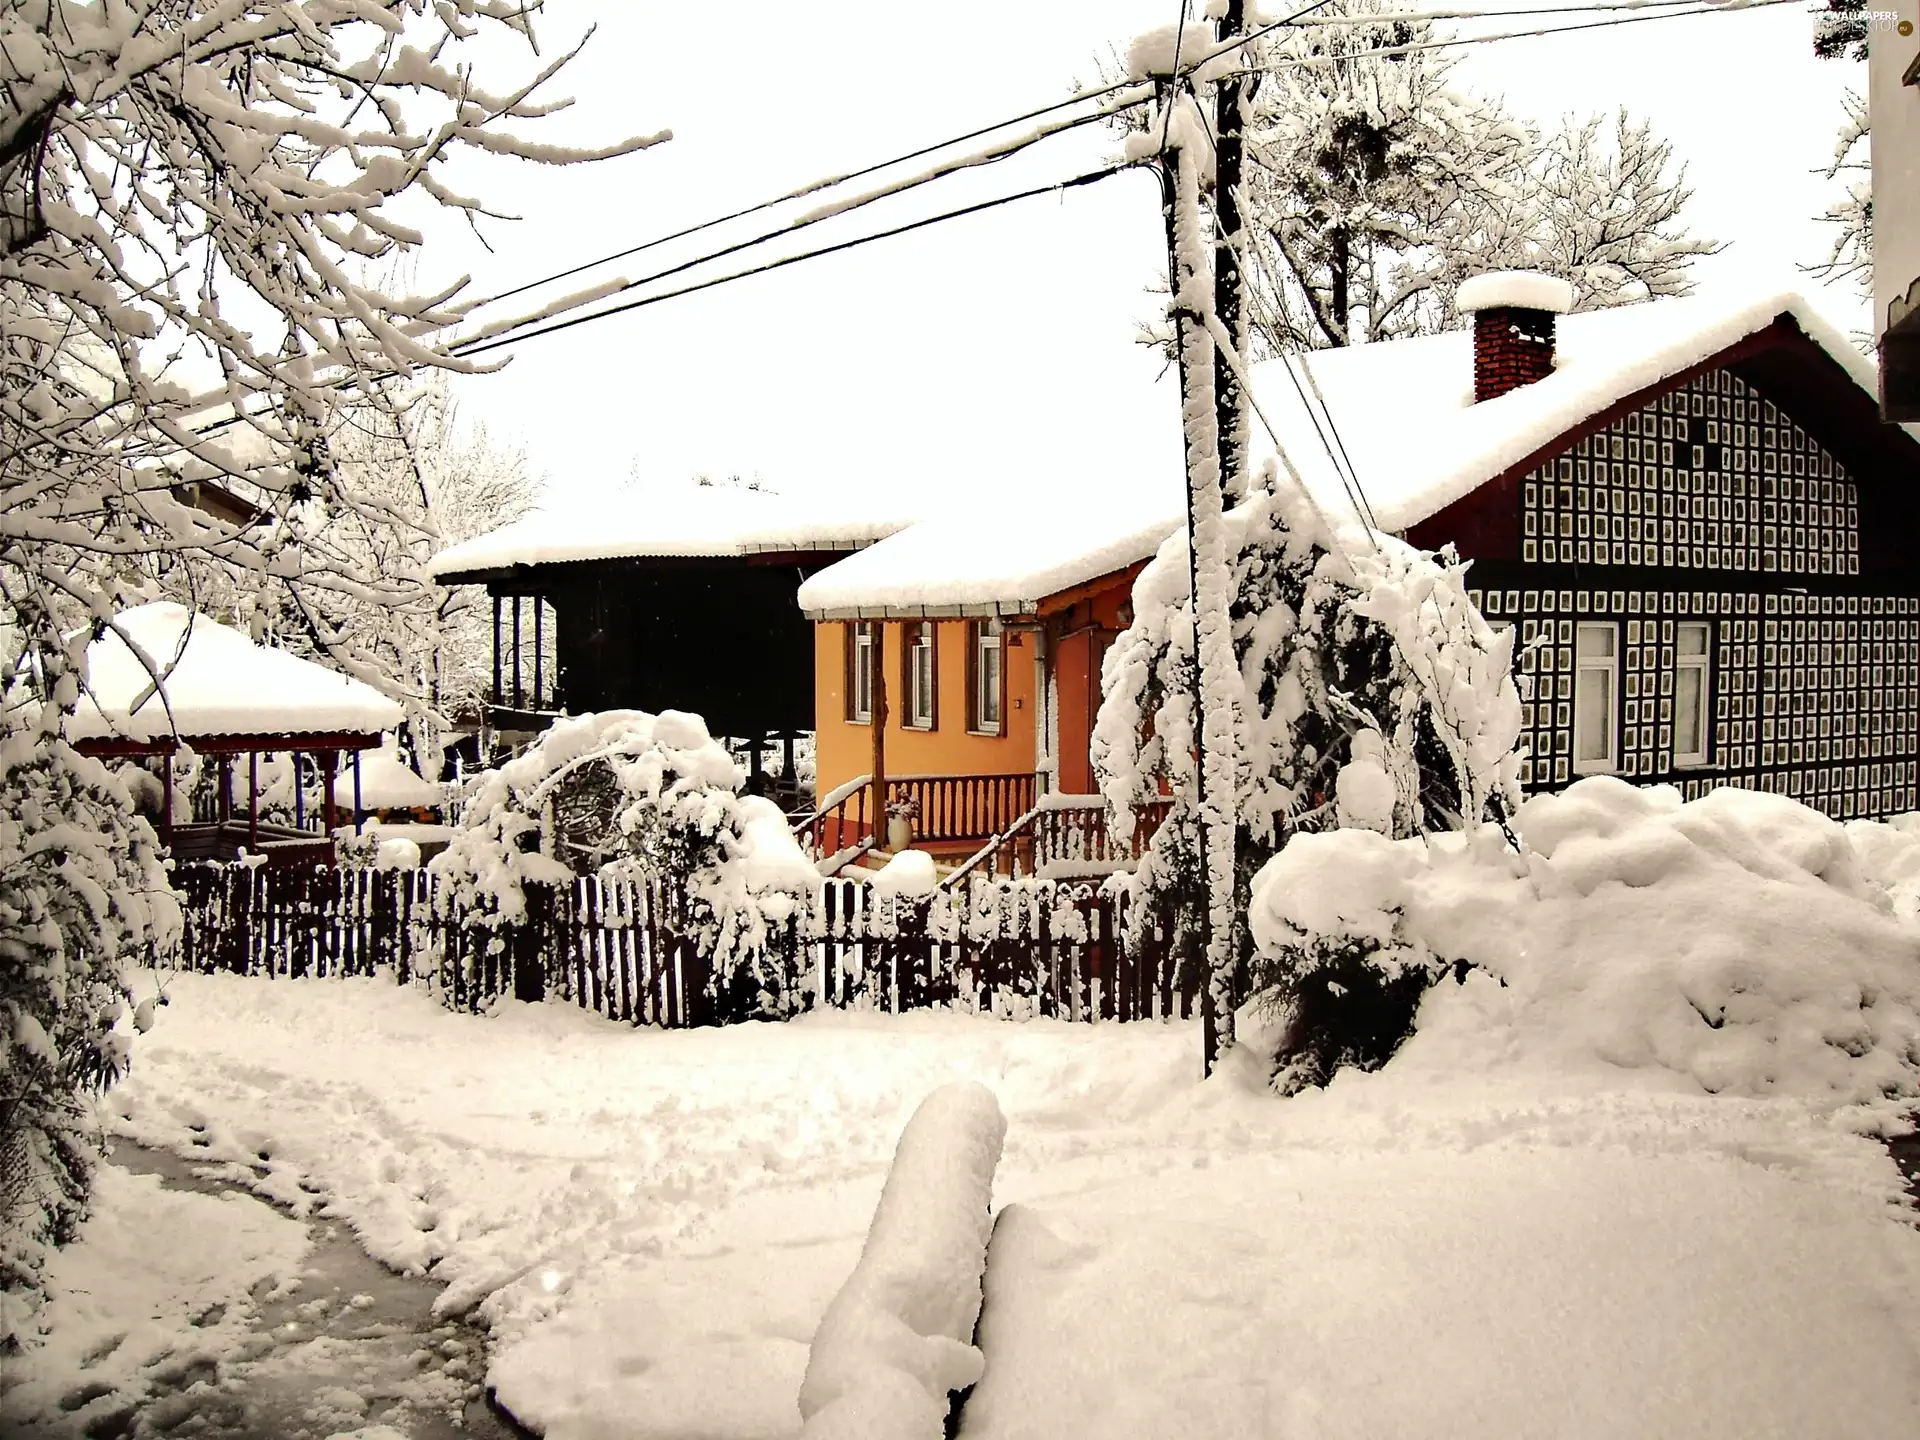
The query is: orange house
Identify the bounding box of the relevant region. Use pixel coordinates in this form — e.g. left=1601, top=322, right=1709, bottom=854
left=795, top=497, right=1179, bottom=872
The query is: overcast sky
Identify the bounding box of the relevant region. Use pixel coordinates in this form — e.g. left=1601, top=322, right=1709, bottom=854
left=424, top=2, right=1862, bottom=515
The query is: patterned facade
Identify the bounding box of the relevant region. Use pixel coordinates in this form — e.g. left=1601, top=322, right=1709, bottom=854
left=1458, top=367, right=1920, bottom=820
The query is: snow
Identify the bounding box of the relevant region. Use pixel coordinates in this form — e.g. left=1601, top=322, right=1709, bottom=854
left=328, top=745, right=445, bottom=811
left=796, top=482, right=1178, bottom=618
left=868, top=849, right=938, bottom=897
left=427, top=484, right=921, bottom=578
left=54, top=603, right=403, bottom=744
left=94, top=969, right=1920, bottom=1440
left=1246, top=286, right=1883, bottom=536
left=799, top=288, right=1883, bottom=614
left=1251, top=779, right=1920, bottom=1104
left=797, top=1082, right=1005, bottom=1439
left=0, top=1162, right=311, bottom=1433
left=1454, top=268, right=1575, bottom=314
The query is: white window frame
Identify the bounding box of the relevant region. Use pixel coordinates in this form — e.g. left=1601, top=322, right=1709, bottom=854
left=848, top=622, right=874, bottom=724
left=905, top=623, right=936, bottom=730
left=1673, top=621, right=1711, bottom=768
left=1573, top=621, right=1619, bottom=774
left=970, top=620, right=1004, bottom=736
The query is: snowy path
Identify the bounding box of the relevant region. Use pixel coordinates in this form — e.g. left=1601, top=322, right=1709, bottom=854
left=85, top=971, right=1920, bottom=1440
left=0, top=1142, right=506, bottom=1440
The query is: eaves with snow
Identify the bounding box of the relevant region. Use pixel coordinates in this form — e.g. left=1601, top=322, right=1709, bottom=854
left=797, top=289, right=1899, bottom=619
left=429, top=483, right=924, bottom=581
left=57, top=602, right=403, bottom=745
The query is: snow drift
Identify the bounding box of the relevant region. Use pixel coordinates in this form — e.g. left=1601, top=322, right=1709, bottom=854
left=1250, top=777, right=1920, bottom=1103
left=798, top=1081, right=1007, bottom=1440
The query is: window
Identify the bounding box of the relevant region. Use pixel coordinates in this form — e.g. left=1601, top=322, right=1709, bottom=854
left=903, top=623, right=936, bottom=730
left=846, top=622, right=874, bottom=723
left=1573, top=622, right=1618, bottom=773
left=1674, top=621, right=1711, bottom=766
left=968, top=619, right=1004, bottom=735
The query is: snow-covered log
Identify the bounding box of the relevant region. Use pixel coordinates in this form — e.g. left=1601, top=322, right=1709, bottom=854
left=798, top=1082, right=1007, bottom=1440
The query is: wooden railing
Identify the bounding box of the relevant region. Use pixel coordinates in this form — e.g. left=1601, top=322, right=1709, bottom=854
left=947, top=794, right=1176, bottom=885
left=886, top=772, right=1036, bottom=846
left=795, top=774, right=875, bottom=861
left=1032, top=796, right=1175, bottom=876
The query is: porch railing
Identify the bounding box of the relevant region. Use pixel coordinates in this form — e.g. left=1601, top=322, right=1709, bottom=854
left=888, top=772, right=1036, bottom=846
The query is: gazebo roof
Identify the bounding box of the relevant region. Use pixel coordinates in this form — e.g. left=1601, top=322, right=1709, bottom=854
left=62, top=602, right=403, bottom=749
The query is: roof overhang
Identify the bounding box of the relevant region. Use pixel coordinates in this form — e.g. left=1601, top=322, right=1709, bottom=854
left=802, top=599, right=1043, bottom=622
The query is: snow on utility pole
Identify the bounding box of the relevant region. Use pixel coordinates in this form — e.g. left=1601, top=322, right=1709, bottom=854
left=1213, top=0, right=1252, bottom=513
left=1149, top=14, right=1243, bottom=1076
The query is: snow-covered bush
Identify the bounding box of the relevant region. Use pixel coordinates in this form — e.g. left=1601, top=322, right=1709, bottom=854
left=1094, top=462, right=1524, bottom=1074
left=798, top=1082, right=1006, bottom=1439
left=432, top=711, right=819, bottom=1017
left=0, top=731, right=178, bottom=1342
left=1250, top=777, right=1920, bottom=1104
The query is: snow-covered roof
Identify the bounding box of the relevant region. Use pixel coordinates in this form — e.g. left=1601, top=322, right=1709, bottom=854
left=429, top=484, right=921, bottom=579
left=797, top=482, right=1180, bottom=619
left=329, top=747, right=445, bottom=810
left=800, top=289, right=1879, bottom=616
left=1249, top=288, right=1879, bottom=535
left=63, top=602, right=404, bottom=744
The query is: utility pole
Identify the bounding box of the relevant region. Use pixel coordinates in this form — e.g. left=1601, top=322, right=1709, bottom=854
left=1214, top=0, right=1251, bottom=511
left=1205, top=0, right=1251, bottom=1072
left=1155, top=12, right=1244, bottom=1077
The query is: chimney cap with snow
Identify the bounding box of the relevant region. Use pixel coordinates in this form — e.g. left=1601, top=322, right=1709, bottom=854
left=1456, top=270, right=1574, bottom=317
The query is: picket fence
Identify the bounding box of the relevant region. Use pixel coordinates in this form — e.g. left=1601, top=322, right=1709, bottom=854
left=164, top=861, right=1198, bottom=1028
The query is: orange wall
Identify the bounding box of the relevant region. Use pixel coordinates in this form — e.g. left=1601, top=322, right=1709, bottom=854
left=813, top=620, right=1036, bottom=802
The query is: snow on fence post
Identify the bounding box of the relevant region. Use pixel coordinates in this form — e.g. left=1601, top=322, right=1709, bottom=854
left=797, top=1081, right=1008, bottom=1440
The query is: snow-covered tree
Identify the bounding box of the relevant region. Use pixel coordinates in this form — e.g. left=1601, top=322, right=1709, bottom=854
left=1092, top=462, right=1524, bottom=1085
left=433, top=710, right=819, bottom=1019
left=1489, top=110, right=1722, bottom=312
left=160, top=378, right=539, bottom=774
left=0, top=0, right=657, bottom=1323
left=1813, top=0, right=1871, bottom=61
left=1807, top=90, right=1872, bottom=304
left=0, top=741, right=175, bottom=1346
left=1237, top=4, right=1715, bottom=350
left=1243, top=1, right=1533, bottom=349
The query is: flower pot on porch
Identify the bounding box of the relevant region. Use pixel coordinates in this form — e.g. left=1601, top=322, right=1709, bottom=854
left=887, top=814, right=914, bottom=852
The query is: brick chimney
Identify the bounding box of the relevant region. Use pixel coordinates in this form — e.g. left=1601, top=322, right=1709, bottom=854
left=1455, top=270, right=1574, bottom=402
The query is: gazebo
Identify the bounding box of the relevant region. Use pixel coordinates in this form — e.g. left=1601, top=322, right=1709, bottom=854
left=63, top=602, right=404, bottom=865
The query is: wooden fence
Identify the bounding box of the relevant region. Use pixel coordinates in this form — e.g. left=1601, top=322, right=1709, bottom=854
left=160, top=862, right=1198, bottom=1028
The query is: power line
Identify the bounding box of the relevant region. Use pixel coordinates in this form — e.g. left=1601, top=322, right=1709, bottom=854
left=454, top=165, right=1141, bottom=360
left=464, top=79, right=1151, bottom=319
left=449, top=97, right=1147, bottom=356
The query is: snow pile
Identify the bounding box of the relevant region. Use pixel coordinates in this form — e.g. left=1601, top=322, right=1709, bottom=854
left=1454, top=269, right=1575, bottom=314
left=1250, top=777, right=1920, bottom=1102
left=373, top=836, right=422, bottom=871
left=869, top=850, right=938, bottom=898
left=798, top=1082, right=1006, bottom=1440
left=55, top=603, right=402, bottom=743
left=1843, top=812, right=1920, bottom=922
left=328, top=746, right=443, bottom=812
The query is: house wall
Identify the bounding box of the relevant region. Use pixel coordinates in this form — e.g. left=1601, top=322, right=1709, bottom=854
left=812, top=619, right=1036, bottom=804
left=1455, top=366, right=1920, bottom=820
left=1044, top=574, right=1138, bottom=795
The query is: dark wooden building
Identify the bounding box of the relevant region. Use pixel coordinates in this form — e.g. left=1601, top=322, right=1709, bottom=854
left=429, top=488, right=911, bottom=762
